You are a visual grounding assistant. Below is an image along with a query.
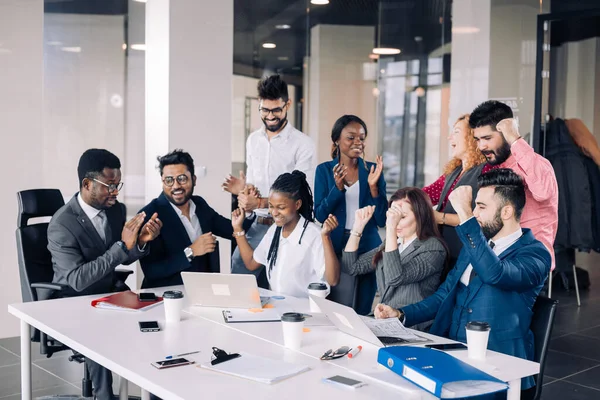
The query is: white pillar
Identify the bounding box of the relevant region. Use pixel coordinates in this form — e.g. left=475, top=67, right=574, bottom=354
left=0, top=0, right=44, bottom=339
left=145, top=0, right=234, bottom=272
left=307, top=24, right=378, bottom=165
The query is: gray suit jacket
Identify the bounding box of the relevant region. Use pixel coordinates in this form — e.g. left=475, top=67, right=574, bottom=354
left=48, top=194, right=145, bottom=296
left=342, top=237, right=447, bottom=330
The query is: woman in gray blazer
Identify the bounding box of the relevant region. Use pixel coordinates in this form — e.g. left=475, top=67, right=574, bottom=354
left=342, top=187, right=448, bottom=331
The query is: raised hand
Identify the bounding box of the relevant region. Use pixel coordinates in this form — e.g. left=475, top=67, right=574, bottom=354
left=374, top=303, right=401, bottom=320
left=385, top=204, right=403, bottom=229
left=321, top=214, right=339, bottom=236
left=222, top=170, right=246, bottom=195
left=121, top=212, right=146, bottom=250
left=137, top=212, right=163, bottom=246
left=448, top=185, right=473, bottom=222
left=352, top=206, right=376, bottom=233
left=496, top=118, right=521, bottom=145
left=332, top=163, right=348, bottom=191
left=238, top=185, right=261, bottom=211
left=367, top=155, right=384, bottom=189
left=231, top=207, right=245, bottom=231
left=190, top=232, right=217, bottom=257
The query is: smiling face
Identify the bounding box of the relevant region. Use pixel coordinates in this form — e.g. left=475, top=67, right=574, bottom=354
left=337, top=121, right=366, bottom=159
left=260, top=98, right=289, bottom=133
left=162, top=164, right=195, bottom=206
left=473, top=125, right=511, bottom=165
left=81, top=168, right=122, bottom=210
left=268, top=191, right=301, bottom=227
left=392, top=199, right=417, bottom=240
left=449, top=119, right=469, bottom=159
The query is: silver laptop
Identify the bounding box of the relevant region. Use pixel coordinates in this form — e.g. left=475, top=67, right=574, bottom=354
left=182, top=272, right=268, bottom=309
left=309, top=295, right=429, bottom=347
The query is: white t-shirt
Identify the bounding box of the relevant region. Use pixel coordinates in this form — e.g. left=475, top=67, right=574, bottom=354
left=344, top=182, right=360, bottom=230
left=253, top=215, right=326, bottom=298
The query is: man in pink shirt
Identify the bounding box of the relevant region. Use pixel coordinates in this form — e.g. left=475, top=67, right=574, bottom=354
left=469, top=100, right=558, bottom=270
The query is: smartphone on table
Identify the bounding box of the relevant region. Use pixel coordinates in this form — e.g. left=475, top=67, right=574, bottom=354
left=322, top=375, right=367, bottom=389
left=425, top=343, right=468, bottom=351
left=151, top=358, right=194, bottom=369
left=139, top=321, right=160, bottom=332
left=138, top=292, right=157, bottom=302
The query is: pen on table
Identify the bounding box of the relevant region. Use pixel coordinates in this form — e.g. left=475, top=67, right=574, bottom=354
left=165, top=351, right=200, bottom=359
left=348, top=346, right=362, bottom=359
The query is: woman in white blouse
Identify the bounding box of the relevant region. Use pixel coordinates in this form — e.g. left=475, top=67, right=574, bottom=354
left=232, top=170, right=340, bottom=298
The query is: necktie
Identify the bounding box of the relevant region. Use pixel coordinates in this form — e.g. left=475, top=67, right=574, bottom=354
left=469, top=241, right=495, bottom=282
left=95, top=211, right=108, bottom=244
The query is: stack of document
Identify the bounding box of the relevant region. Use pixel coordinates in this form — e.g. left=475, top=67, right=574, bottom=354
left=200, top=352, right=310, bottom=384
left=360, top=316, right=429, bottom=343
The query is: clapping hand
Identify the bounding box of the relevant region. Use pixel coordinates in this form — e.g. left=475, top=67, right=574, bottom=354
left=238, top=185, right=261, bottom=211
left=367, top=155, right=384, bottom=189
left=333, top=163, right=348, bottom=191
left=222, top=171, right=246, bottom=195
left=137, top=212, right=163, bottom=246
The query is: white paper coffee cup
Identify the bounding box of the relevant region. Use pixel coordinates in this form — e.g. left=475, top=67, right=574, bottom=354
left=281, top=312, right=306, bottom=350
left=163, top=290, right=184, bottom=324
left=466, top=321, right=491, bottom=360
left=307, top=282, right=329, bottom=313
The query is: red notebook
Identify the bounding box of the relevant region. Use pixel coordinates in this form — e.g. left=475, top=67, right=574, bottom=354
left=91, top=291, right=163, bottom=312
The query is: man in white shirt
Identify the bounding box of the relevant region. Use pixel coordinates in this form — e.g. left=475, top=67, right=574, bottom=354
left=223, top=75, right=315, bottom=287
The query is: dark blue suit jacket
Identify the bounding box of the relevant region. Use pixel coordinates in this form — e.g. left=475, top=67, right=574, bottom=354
left=403, top=218, right=551, bottom=389
left=139, top=193, right=250, bottom=288
left=314, top=157, right=388, bottom=255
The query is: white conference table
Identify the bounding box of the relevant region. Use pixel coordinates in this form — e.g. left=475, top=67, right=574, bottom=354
left=8, top=286, right=539, bottom=400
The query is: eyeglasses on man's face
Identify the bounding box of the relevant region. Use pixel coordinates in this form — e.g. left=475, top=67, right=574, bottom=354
left=92, top=178, right=123, bottom=193
left=259, top=104, right=287, bottom=118
left=162, top=174, right=190, bottom=187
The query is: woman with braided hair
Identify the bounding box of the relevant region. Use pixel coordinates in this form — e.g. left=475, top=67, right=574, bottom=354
left=231, top=170, right=340, bottom=297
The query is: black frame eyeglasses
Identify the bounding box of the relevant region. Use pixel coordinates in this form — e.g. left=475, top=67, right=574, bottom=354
left=320, top=346, right=351, bottom=361
left=92, top=179, right=123, bottom=193
left=162, top=174, right=189, bottom=187
left=258, top=104, right=286, bottom=118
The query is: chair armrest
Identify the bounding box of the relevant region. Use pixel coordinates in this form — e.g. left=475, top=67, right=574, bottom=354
left=31, top=282, right=68, bottom=301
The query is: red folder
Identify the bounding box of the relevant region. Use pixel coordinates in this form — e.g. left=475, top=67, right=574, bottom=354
left=91, top=291, right=163, bottom=312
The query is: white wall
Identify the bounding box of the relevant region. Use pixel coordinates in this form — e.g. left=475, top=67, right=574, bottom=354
left=0, top=0, right=44, bottom=339
left=307, top=25, right=378, bottom=165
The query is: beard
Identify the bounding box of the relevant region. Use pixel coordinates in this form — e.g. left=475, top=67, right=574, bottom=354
left=482, top=136, right=511, bottom=165
left=164, top=187, right=193, bottom=206
left=480, top=208, right=504, bottom=239
left=262, top=114, right=288, bottom=133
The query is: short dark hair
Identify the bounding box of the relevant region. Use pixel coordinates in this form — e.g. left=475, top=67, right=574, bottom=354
left=330, top=115, right=368, bottom=159
left=257, top=74, right=288, bottom=103
left=477, top=168, right=526, bottom=220
left=469, top=100, right=513, bottom=130
left=77, top=149, right=121, bottom=188
left=157, top=149, right=195, bottom=177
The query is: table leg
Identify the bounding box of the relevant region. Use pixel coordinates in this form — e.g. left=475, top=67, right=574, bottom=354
left=507, top=379, right=521, bottom=400
left=141, top=389, right=151, bottom=400
left=119, top=376, right=128, bottom=400
left=20, top=320, right=32, bottom=400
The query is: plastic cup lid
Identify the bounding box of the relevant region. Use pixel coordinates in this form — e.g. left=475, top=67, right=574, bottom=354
left=163, top=290, right=184, bottom=299
left=307, top=282, right=327, bottom=290
left=281, top=312, right=306, bottom=322
left=466, top=321, right=491, bottom=331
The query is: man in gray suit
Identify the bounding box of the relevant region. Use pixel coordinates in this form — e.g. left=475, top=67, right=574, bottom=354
left=48, top=148, right=162, bottom=400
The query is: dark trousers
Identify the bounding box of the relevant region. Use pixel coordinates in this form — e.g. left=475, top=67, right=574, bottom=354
left=85, top=358, right=113, bottom=400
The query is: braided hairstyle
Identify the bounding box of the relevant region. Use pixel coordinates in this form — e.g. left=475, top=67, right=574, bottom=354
left=266, top=170, right=314, bottom=278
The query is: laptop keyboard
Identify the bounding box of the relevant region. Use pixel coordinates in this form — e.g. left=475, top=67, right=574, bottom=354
left=378, top=336, right=409, bottom=346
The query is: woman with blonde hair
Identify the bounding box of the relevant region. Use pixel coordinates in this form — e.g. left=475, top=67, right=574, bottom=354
left=422, top=115, right=494, bottom=270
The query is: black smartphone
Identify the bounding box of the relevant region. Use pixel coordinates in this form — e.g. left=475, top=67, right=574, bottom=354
left=139, top=321, right=160, bottom=332
left=425, top=343, right=468, bottom=351
left=151, top=358, right=194, bottom=369
left=138, top=292, right=157, bottom=302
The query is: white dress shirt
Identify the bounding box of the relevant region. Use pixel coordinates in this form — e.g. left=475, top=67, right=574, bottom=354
left=253, top=215, right=326, bottom=298
left=169, top=200, right=202, bottom=243
left=246, top=123, right=315, bottom=217
left=77, top=193, right=106, bottom=241
left=459, top=217, right=523, bottom=286
left=397, top=236, right=417, bottom=254
left=344, top=182, right=360, bottom=229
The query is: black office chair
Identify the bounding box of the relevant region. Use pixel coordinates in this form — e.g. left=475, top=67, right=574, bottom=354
left=16, top=189, right=134, bottom=398
left=328, top=271, right=358, bottom=309
left=523, top=295, right=559, bottom=400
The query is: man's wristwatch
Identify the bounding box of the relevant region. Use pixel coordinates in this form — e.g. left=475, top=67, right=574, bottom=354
left=116, top=240, right=129, bottom=254
left=184, top=247, right=194, bottom=262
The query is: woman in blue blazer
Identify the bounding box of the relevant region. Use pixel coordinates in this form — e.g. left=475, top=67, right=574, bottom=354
left=314, top=115, right=388, bottom=315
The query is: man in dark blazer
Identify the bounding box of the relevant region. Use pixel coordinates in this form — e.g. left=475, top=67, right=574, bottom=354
left=139, top=149, right=253, bottom=289
left=48, top=149, right=162, bottom=400
left=375, top=169, right=551, bottom=391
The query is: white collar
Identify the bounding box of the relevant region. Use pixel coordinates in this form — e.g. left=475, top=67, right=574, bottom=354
left=77, top=193, right=102, bottom=220
left=169, top=199, right=196, bottom=219
left=260, top=121, right=293, bottom=140
left=490, top=227, right=523, bottom=252
left=281, top=215, right=308, bottom=245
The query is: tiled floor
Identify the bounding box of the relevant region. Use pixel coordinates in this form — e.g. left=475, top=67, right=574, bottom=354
left=1, top=266, right=599, bottom=399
